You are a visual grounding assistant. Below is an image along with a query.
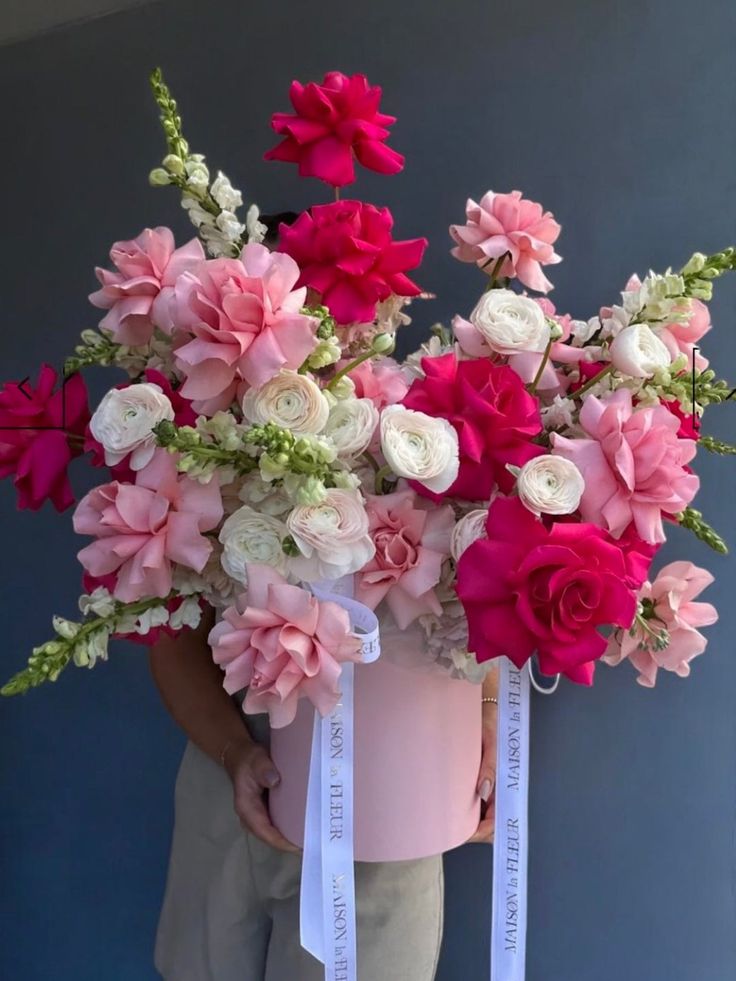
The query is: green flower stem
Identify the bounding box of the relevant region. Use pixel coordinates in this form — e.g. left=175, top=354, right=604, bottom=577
left=677, top=507, right=728, bottom=555
left=374, top=464, right=394, bottom=494
left=481, top=253, right=509, bottom=291
left=571, top=363, right=614, bottom=399
left=699, top=434, right=736, bottom=455
left=528, top=336, right=554, bottom=395
left=361, top=450, right=381, bottom=473
left=326, top=348, right=377, bottom=393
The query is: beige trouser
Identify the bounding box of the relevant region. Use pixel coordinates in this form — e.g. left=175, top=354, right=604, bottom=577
left=154, top=740, right=445, bottom=981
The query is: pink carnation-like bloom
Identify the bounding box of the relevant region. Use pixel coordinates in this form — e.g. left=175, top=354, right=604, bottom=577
left=208, top=565, right=362, bottom=728
left=264, top=71, right=405, bottom=187
left=603, top=561, right=717, bottom=687
left=356, top=488, right=455, bottom=628
left=0, top=364, right=90, bottom=512
left=401, top=352, right=544, bottom=501
left=457, top=496, right=638, bottom=685
left=551, top=389, right=699, bottom=544
left=73, top=449, right=223, bottom=602
left=346, top=356, right=409, bottom=409
left=89, top=227, right=204, bottom=346
left=168, top=243, right=319, bottom=414
left=278, top=201, right=427, bottom=326
left=449, top=190, right=562, bottom=293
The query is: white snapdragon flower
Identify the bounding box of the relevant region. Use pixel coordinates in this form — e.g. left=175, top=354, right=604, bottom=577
left=169, top=596, right=204, bottom=631
left=540, top=395, right=576, bottom=431
left=609, top=323, right=672, bottom=378
left=210, top=171, right=243, bottom=212
left=246, top=204, right=268, bottom=245
left=242, top=371, right=330, bottom=435
left=286, top=489, right=375, bottom=581
left=134, top=606, right=170, bottom=635
left=218, top=505, right=289, bottom=584
left=89, top=382, right=174, bottom=470
left=464, top=289, right=550, bottom=355
left=323, top=398, right=379, bottom=458
left=379, top=405, right=459, bottom=494
left=78, top=586, right=116, bottom=618
left=450, top=509, right=488, bottom=561
left=516, top=455, right=585, bottom=516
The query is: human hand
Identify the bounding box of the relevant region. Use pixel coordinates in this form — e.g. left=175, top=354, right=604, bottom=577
left=467, top=700, right=498, bottom=844
left=224, top=739, right=301, bottom=853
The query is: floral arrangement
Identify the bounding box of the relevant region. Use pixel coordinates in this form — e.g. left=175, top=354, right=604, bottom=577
left=2, top=68, right=734, bottom=717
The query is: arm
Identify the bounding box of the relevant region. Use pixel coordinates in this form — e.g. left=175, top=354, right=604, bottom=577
left=148, top=604, right=298, bottom=852
left=468, top=663, right=499, bottom=843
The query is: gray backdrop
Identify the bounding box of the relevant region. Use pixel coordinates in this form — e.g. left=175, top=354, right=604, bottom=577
left=1, top=1, right=734, bottom=979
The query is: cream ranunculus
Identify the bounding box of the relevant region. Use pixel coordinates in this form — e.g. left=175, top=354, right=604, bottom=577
left=218, top=505, right=289, bottom=584
left=89, top=382, right=174, bottom=470
left=324, top=397, right=380, bottom=458
left=516, top=455, right=585, bottom=516
left=286, top=488, right=375, bottom=581
left=450, top=508, right=489, bottom=561
left=609, top=323, right=672, bottom=378
left=379, top=405, right=459, bottom=494
left=242, top=370, right=330, bottom=434
left=466, top=288, right=550, bottom=356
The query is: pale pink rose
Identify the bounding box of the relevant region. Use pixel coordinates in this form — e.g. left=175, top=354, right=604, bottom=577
left=550, top=389, right=699, bottom=544
left=657, top=299, right=711, bottom=371
left=603, top=561, right=718, bottom=687
left=169, top=243, right=319, bottom=414
left=209, top=565, right=361, bottom=728
left=346, top=356, right=409, bottom=409
left=89, top=227, right=204, bottom=346
left=73, top=449, right=223, bottom=602
left=356, top=488, right=454, bottom=628
left=449, top=190, right=562, bottom=293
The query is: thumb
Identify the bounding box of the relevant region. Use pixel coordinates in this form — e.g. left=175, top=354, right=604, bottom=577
left=249, top=745, right=282, bottom=790
left=477, top=755, right=496, bottom=803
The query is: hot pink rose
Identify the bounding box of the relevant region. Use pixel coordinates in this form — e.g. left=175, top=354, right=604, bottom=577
left=603, top=561, right=717, bottom=687
left=401, top=352, right=544, bottom=501
left=664, top=399, right=700, bottom=441
left=457, top=496, right=638, bottom=685
left=209, top=565, right=362, bottom=728
left=278, top=201, right=427, bottom=325
left=0, top=364, right=90, bottom=512
left=551, top=389, right=699, bottom=544
left=168, top=243, right=319, bottom=414
left=356, top=488, right=454, bottom=628
left=264, top=71, right=404, bottom=187
left=449, top=190, right=562, bottom=293
left=89, top=227, right=204, bottom=346
left=346, top=356, right=409, bottom=408
left=73, top=449, right=223, bottom=602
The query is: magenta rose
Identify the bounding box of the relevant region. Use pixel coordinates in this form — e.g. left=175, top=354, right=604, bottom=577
left=278, top=201, right=427, bottom=325
left=264, top=71, right=404, bottom=187
left=209, top=565, right=362, bottom=728
left=0, top=364, right=90, bottom=512
left=457, top=496, right=638, bottom=684
left=89, top=227, right=204, bottom=346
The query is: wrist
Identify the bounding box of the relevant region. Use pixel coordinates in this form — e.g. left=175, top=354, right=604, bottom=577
left=220, top=733, right=254, bottom=780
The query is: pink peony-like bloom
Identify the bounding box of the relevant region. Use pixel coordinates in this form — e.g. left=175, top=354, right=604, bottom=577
left=401, top=352, right=544, bottom=501
left=449, top=190, right=562, bottom=293
left=208, top=564, right=362, bottom=727
left=356, top=488, right=455, bottom=628
left=73, top=449, right=223, bottom=602
left=0, top=364, right=90, bottom=512
left=264, top=71, right=405, bottom=187
left=278, top=201, right=427, bottom=326
left=346, top=356, right=409, bottom=409
left=89, top=227, right=204, bottom=346
left=551, top=389, right=699, bottom=544
left=603, top=561, right=717, bottom=687
left=457, top=496, right=638, bottom=684
left=658, top=298, right=711, bottom=371
left=168, top=243, right=319, bottom=414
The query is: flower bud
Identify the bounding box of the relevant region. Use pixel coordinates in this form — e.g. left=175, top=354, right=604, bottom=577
left=148, top=168, right=171, bottom=187
left=372, top=333, right=395, bottom=354
left=162, top=153, right=186, bottom=176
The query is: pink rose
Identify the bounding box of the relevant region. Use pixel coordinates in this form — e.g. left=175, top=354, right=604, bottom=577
left=73, top=449, right=223, bottom=602
left=346, top=356, right=409, bottom=409
left=603, top=561, right=717, bottom=687
left=264, top=71, right=404, bottom=187
left=356, top=488, right=454, bottom=628
left=449, top=190, right=562, bottom=293
left=209, top=565, right=362, bottom=728
left=457, top=496, right=638, bottom=685
left=656, top=298, right=711, bottom=371
left=551, top=389, right=699, bottom=544
left=0, top=364, right=90, bottom=512
left=89, top=227, right=204, bottom=346
left=169, top=243, right=319, bottom=414
left=278, top=201, right=427, bottom=325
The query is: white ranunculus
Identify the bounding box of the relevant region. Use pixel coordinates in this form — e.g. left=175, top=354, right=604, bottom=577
left=467, top=289, right=550, bottom=355
left=609, top=323, right=672, bottom=378
left=242, top=370, right=330, bottom=435
left=516, top=455, right=585, bottom=516
left=218, top=505, right=289, bottom=584
left=324, top=397, right=379, bottom=458
left=379, top=405, right=459, bottom=494
left=89, top=382, right=174, bottom=470
left=286, top=489, right=375, bottom=582
left=450, top=509, right=489, bottom=561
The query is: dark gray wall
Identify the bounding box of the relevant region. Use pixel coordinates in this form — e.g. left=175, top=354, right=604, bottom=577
left=1, top=2, right=735, bottom=979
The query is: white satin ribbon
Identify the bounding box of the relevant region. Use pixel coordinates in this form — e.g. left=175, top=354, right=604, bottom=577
left=300, top=576, right=380, bottom=981
left=491, top=657, right=530, bottom=981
